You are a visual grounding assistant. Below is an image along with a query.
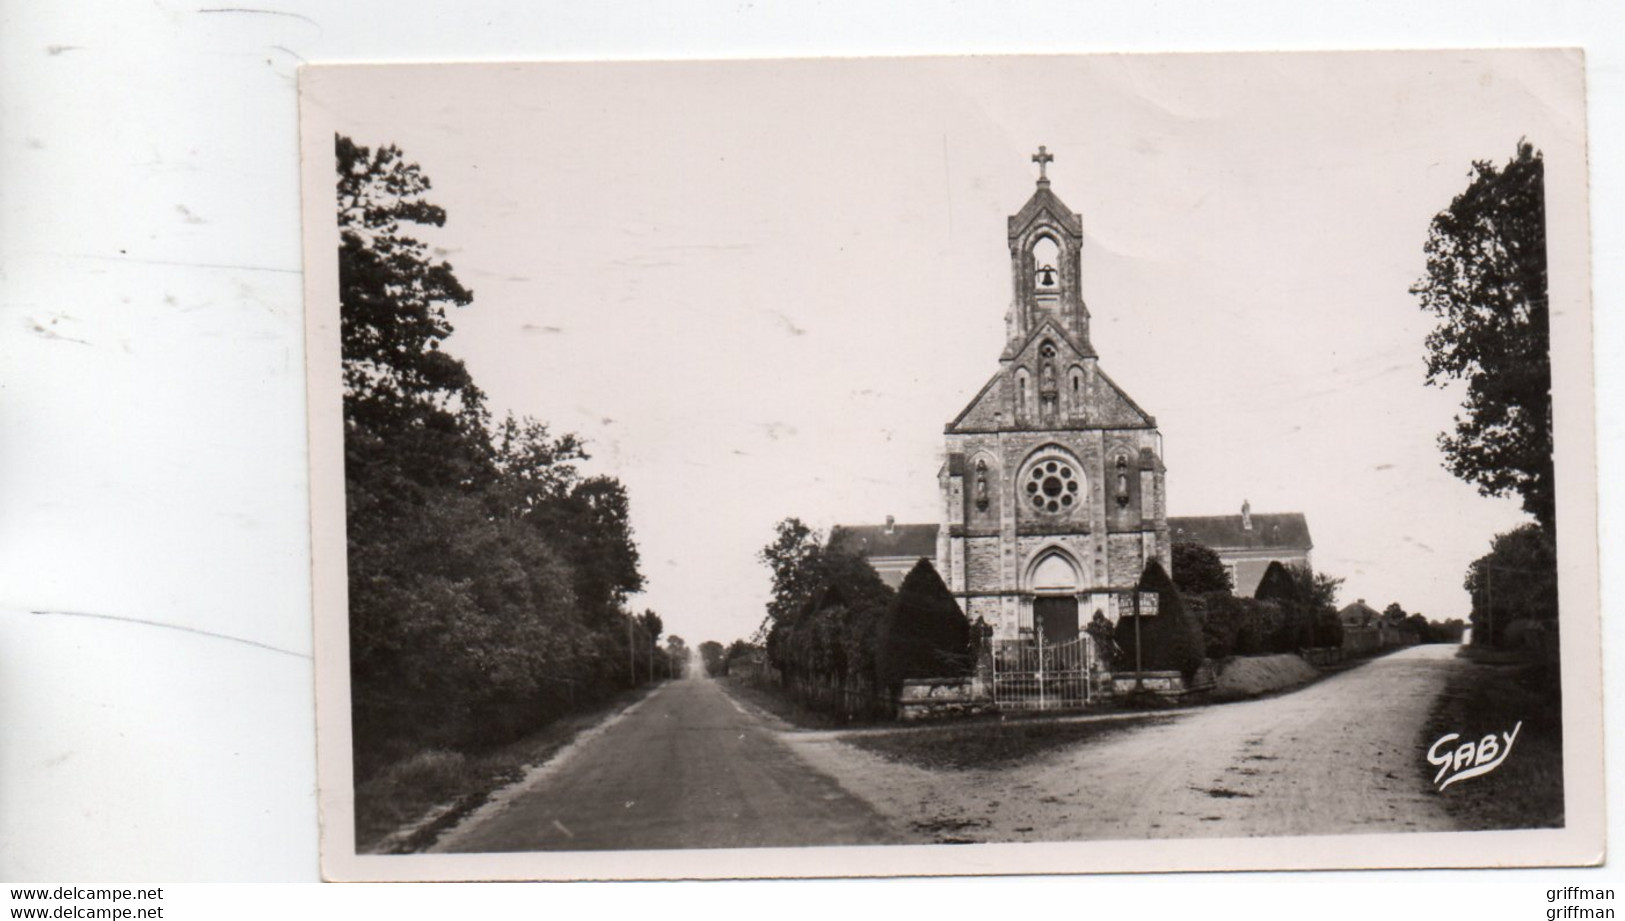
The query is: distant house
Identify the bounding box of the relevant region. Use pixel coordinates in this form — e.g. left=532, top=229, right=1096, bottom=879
left=1167, top=501, right=1313, bottom=597
left=1338, top=598, right=1383, bottom=628
left=829, top=516, right=940, bottom=589
left=1337, top=598, right=1415, bottom=653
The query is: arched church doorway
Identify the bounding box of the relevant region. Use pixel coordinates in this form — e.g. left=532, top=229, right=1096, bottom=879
left=1029, top=552, right=1080, bottom=644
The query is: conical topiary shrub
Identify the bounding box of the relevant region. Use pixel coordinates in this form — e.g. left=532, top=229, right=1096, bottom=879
left=875, top=558, right=973, bottom=693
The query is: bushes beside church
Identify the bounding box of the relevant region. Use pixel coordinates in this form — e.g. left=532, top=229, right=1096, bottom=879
left=876, top=559, right=975, bottom=692
left=759, top=520, right=899, bottom=719
left=1175, top=556, right=1345, bottom=672
left=1113, top=561, right=1206, bottom=680
left=1190, top=593, right=1273, bottom=659
left=758, top=521, right=976, bottom=719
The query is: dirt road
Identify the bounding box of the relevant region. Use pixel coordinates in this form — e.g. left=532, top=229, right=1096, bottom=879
left=432, top=677, right=904, bottom=852
left=784, top=644, right=1468, bottom=842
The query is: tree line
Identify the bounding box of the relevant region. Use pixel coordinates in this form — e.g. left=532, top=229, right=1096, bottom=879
left=746, top=519, right=973, bottom=719
left=337, top=136, right=661, bottom=780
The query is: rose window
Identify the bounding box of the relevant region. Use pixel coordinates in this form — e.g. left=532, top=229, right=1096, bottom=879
left=1025, top=459, right=1080, bottom=514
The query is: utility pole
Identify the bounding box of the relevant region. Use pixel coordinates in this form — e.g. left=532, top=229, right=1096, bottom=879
left=1133, top=589, right=1144, bottom=692
left=628, top=615, right=636, bottom=686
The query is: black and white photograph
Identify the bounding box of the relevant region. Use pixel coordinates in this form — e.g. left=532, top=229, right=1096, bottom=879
left=299, top=51, right=1602, bottom=880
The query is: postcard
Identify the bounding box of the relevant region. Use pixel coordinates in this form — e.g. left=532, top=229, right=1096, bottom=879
left=300, top=50, right=1601, bottom=880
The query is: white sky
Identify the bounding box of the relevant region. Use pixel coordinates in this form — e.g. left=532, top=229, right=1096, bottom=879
left=308, top=51, right=1586, bottom=647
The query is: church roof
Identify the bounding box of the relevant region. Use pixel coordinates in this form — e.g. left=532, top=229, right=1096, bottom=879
left=831, top=522, right=939, bottom=559
left=1167, top=513, right=1312, bottom=553
left=1008, top=184, right=1083, bottom=237
left=1003, top=315, right=1095, bottom=362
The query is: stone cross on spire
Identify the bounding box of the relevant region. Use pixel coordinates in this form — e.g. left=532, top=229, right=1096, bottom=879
left=1032, top=145, right=1054, bottom=183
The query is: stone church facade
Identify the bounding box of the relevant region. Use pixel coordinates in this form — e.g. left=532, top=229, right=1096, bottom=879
left=934, top=155, right=1169, bottom=643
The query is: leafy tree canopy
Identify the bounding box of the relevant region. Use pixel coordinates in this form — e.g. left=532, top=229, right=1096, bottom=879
left=1287, top=563, right=1343, bottom=614
left=337, top=136, right=651, bottom=776
left=1413, top=141, right=1553, bottom=533
left=1465, top=522, right=1558, bottom=645
left=338, top=135, right=479, bottom=426
left=1171, top=540, right=1233, bottom=595
left=758, top=518, right=825, bottom=634
left=697, top=640, right=727, bottom=676
left=638, top=610, right=663, bottom=645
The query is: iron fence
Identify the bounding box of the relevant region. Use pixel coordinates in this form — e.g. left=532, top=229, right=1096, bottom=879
left=990, top=634, right=1093, bottom=710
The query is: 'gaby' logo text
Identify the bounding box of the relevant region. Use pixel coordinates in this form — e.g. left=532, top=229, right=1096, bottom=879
left=1427, top=721, right=1522, bottom=790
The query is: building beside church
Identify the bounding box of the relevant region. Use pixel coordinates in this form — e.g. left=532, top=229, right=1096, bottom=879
left=1168, top=502, right=1313, bottom=598
left=830, top=517, right=940, bottom=590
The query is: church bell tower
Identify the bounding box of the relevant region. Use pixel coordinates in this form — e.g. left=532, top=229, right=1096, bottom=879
left=1003, top=145, right=1093, bottom=358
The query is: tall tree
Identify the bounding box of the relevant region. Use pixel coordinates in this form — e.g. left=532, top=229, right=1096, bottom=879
left=757, top=518, right=825, bottom=633
left=756, top=519, right=894, bottom=693
left=638, top=610, right=663, bottom=646
left=1287, top=563, right=1344, bottom=613
left=530, top=474, right=644, bottom=623
left=1465, top=523, right=1558, bottom=647
left=697, top=640, right=727, bottom=677
left=1413, top=141, right=1553, bottom=533
left=337, top=136, right=651, bottom=778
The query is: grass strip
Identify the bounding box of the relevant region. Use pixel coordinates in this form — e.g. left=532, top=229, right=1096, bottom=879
left=1420, top=647, right=1563, bottom=829
left=354, top=684, right=655, bottom=853
left=846, top=713, right=1171, bottom=772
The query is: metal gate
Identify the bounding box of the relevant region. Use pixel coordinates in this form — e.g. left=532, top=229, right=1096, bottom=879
left=990, top=634, right=1093, bottom=710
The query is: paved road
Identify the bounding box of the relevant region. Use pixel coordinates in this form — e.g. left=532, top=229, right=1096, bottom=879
left=788, top=644, right=1470, bottom=842
left=433, top=677, right=904, bottom=852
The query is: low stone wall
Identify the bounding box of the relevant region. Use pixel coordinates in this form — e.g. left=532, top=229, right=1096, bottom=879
left=1110, top=663, right=1213, bottom=698
left=1344, top=624, right=1421, bottom=655
left=1300, top=646, right=1344, bottom=668
left=896, top=676, right=995, bottom=720
left=1343, top=626, right=1381, bottom=655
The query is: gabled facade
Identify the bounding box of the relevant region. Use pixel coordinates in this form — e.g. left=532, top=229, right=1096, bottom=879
left=936, top=161, right=1170, bottom=643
